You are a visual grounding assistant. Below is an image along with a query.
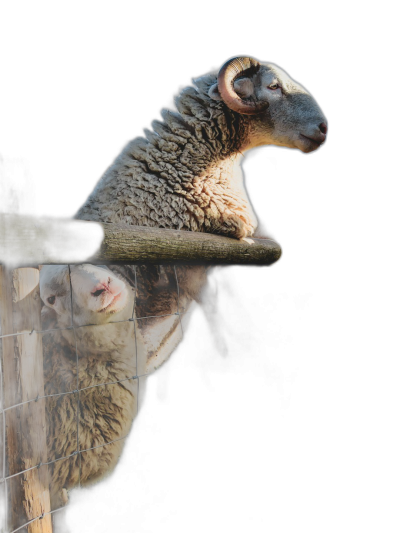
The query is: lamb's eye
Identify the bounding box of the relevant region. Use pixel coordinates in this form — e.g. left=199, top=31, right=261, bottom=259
left=268, top=83, right=279, bottom=90
left=47, top=295, right=56, bottom=305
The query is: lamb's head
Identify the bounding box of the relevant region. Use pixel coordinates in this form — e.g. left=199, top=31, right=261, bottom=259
left=207, top=56, right=327, bottom=154
left=40, top=264, right=134, bottom=328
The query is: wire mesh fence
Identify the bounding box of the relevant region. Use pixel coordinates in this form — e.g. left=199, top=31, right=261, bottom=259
left=0, top=102, right=283, bottom=528
left=0, top=265, right=218, bottom=533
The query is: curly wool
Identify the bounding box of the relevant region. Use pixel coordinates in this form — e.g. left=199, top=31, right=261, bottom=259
left=0, top=322, right=142, bottom=525
left=43, top=320, right=137, bottom=508
left=76, top=75, right=257, bottom=239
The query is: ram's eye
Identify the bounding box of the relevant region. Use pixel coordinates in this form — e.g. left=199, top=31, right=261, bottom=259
left=47, top=295, right=56, bottom=305
left=268, top=83, right=279, bottom=90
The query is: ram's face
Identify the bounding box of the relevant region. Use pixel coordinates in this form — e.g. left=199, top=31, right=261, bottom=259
left=209, top=57, right=327, bottom=154
left=40, top=264, right=133, bottom=328
left=249, top=64, right=327, bottom=153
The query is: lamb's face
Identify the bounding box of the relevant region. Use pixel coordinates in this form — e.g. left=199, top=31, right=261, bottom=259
left=40, top=264, right=133, bottom=328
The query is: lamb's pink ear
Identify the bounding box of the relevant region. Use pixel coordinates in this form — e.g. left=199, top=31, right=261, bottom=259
left=41, top=305, right=58, bottom=330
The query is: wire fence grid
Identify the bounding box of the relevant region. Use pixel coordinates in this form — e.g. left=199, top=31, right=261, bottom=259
left=0, top=265, right=219, bottom=533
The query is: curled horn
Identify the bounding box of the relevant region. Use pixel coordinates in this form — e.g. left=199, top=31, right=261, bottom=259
left=217, top=57, right=267, bottom=115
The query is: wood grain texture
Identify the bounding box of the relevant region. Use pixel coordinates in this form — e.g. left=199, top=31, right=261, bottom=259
left=0, top=267, right=53, bottom=533
left=0, top=214, right=281, bottom=266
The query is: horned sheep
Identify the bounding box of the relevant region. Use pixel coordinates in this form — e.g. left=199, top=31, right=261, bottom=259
left=76, top=56, right=327, bottom=237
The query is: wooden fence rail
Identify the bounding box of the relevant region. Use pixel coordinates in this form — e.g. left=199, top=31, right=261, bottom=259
left=0, top=214, right=281, bottom=267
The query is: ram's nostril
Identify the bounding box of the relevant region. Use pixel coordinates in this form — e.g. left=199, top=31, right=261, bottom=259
left=319, top=122, right=328, bottom=135
left=92, top=289, right=106, bottom=297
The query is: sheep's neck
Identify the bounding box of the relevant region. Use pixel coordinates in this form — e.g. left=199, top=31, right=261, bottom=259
left=76, top=86, right=257, bottom=238
left=61, top=321, right=134, bottom=359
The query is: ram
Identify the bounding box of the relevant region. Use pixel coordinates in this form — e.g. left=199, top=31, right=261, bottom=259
left=76, top=56, right=326, bottom=328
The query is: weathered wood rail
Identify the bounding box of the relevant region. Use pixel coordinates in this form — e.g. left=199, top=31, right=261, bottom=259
left=0, top=213, right=281, bottom=531
left=0, top=214, right=281, bottom=267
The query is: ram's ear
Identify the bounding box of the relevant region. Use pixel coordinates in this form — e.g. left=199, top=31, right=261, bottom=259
left=208, top=83, right=223, bottom=101
left=233, top=78, right=254, bottom=99
left=213, top=57, right=265, bottom=114
left=41, top=305, right=58, bottom=330
left=209, top=78, right=254, bottom=102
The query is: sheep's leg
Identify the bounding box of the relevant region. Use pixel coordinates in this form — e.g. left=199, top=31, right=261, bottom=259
left=191, top=272, right=245, bottom=358
left=200, top=300, right=249, bottom=358
left=198, top=275, right=230, bottom=356
left=177, top=266, right=246, bottom=358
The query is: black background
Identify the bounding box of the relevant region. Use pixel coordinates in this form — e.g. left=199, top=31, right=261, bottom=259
left=1, top=22, right=352, bottom=532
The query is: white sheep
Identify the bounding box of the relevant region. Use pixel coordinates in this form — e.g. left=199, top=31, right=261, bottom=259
left=40, top=264, right=137, bottom=508
left=40, top=263, right=187, bottom=506
left=0, top=262, right=186, bottom=525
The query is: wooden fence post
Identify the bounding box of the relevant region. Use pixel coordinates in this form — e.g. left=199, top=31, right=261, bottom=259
left=0, top=154, right=52, bottom=533
left=0, top=266, right=52, bottom=533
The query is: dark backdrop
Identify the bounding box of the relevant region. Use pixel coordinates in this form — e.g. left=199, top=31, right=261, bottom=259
left=1, top=30, right=350, bottom=532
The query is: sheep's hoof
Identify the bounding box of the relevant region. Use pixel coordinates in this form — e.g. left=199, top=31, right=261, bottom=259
left=61, top=488, right=69, bottom=505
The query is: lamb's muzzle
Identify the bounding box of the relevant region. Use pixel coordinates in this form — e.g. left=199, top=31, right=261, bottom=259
left=84, top=283, right=124, bottom=314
